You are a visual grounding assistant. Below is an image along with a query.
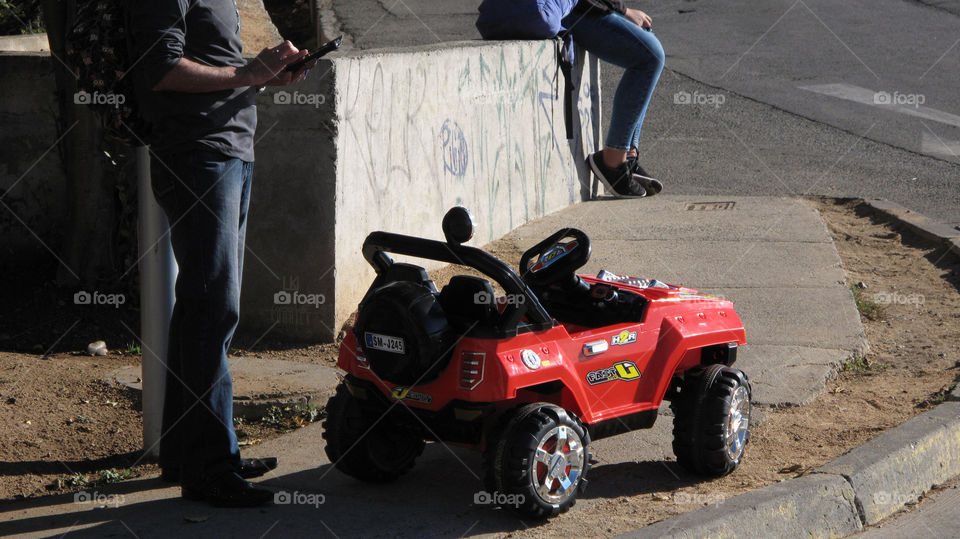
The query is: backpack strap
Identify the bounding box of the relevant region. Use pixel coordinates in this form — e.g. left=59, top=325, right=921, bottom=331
left=556, top=34, right=575, bottom=140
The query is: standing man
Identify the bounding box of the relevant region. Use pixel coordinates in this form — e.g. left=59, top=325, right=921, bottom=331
left=129, top=1, right=313, bottom=507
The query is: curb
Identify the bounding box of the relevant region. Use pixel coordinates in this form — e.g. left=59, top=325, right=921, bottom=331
left=314, top=0, right=354, bottom=49
left=860, top=198, right=960, bottom=258
left=618, top=199, right=960, bottom=538
left=619, top=401, right=960, bottom=539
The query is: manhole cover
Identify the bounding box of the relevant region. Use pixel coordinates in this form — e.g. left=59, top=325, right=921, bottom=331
left=685, top=201, right=736, bottom=211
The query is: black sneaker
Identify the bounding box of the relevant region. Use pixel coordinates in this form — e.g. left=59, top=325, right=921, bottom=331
left=587, top=151, right=647, bottom=198
left=626, top=156, right=663, bottom=196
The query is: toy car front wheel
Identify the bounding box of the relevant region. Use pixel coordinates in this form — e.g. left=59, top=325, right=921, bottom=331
left=671, top=364, right=751, bottom=477
left=485, top=404, right=592, bottom=518
left=322, top=381, right=424, bottom=482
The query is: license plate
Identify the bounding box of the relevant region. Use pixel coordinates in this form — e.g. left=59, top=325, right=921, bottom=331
left=365, top=332, right=406, bottom=354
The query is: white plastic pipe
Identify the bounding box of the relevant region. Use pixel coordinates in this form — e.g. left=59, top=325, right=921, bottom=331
left=137, top=146, right=177, bottom=457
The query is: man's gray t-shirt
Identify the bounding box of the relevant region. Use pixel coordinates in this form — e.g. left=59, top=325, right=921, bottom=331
left=130, top=0, right=256, bottom=162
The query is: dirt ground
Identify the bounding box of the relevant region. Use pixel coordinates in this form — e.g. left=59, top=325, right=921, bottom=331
left=2, top=199, right=959, bottom=536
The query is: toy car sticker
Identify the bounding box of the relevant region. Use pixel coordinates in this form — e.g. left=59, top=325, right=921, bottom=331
left=530, top=241, right=578, bottom=273
left=582, top=340, right=609, bottom=356
left=586, top=360, right=642, bottom=385
left=390, top=387, right=432, bottom=404
left=610, top=330, right=637, bottom=346
left=521, top=349, right=542, bottom=370
left=676, top=292, right=723, bottom=301
left=364, top=332, right=406, bottom=354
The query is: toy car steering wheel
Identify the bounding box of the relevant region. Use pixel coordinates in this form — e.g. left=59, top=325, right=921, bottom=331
left=519, top=228, right=591, bottom=286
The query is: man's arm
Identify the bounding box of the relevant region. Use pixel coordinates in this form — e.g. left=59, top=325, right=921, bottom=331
left=153, top=41, right=309, bottom=92
left=129, top=1, right=310, bottom=93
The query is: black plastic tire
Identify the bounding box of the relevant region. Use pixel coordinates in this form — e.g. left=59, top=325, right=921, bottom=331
left=484, top=404, right=592, bottom=518
left=322, top=382, right=424, bottom=482
left=671, top=364, right=752, bottom=477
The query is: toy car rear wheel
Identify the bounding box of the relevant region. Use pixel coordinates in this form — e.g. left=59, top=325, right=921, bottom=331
left=322, top=381, right=425, bottom=482
left=670, top=364, right=751, bottom=477
left=484, top=404, right=592, bottom=518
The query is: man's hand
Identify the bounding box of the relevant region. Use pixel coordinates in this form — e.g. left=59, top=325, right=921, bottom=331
left=243, top=40, right=310, bottom=86
left=625, top=8, right=652, bottom=29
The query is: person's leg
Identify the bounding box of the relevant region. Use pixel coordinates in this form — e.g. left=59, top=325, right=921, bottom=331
left=566, top=10, right=665, bottom=165
left=153, top=149, right=244, bottom=484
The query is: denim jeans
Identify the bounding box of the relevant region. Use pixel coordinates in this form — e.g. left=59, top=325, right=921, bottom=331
left=564, top=9, right=665, bottom=151
left=150, top=148, right=253, bottom=483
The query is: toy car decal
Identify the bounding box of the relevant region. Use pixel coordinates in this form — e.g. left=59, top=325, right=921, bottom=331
left=586, top=361, right=642, bottom=385
left=582, top=340, right=609, bottom=356
left=521, top=349, right=542, bottom=370
left=364, top=332, right=406, bottom=354
left=390, top=387, right=432, bottom=404
left=610, top=330, right=637, bottom=346
left=676, top=292, right=723, bottom=301
left=530, top=241, right=578, bottom=273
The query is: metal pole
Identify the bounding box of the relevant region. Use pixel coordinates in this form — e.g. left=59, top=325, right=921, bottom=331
left=137, top=145, right=177, bottom=458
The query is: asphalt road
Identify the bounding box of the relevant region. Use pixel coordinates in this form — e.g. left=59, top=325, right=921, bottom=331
left=329, top=0, right=960, bottom=226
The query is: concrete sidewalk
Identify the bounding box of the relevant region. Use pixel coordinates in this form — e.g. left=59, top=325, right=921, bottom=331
left=0, top=196, right=867, bottom=538
left=506, top=195, right=868, bottom=406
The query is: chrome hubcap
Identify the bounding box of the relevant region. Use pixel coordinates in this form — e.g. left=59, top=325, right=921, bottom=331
left=531, top=425, right=585, bottom=504
left=724, top=385, right=750, bottom=460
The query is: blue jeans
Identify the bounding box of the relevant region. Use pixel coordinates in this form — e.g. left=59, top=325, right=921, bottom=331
left=151, top=148, right=253, bottom=483
left=564, top=9, right=665, bottom=151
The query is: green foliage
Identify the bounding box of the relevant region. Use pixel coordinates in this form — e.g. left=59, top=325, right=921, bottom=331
left=850, top=285, right=882, bottom=320
left=0, top=0, right=45, bottom=35
left=98, top=468, right=136, bottom=483
left=843, top=355, right=888, bottom=373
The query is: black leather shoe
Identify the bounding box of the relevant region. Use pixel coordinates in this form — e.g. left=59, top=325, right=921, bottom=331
left=182, top=471, right=274, bottom=507
left=238, top=457, right=279, bottom=479
left=162, top=456, right=279, bottom=483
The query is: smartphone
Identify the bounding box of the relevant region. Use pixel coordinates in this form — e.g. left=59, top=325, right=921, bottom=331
left=285, top=35, right=343, bottom=73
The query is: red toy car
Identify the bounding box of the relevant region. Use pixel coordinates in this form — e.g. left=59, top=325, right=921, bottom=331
left=324, top=207, right=751, bottom=518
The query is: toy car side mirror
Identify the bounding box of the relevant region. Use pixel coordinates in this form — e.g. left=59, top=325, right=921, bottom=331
left=442, top=206, right=475, bottom=245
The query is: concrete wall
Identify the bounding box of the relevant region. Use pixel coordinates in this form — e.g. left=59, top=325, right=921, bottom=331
left=0, top=39, right=601, bottom=342
left=0, top=53, right=64, bottom=263
left=0, top=34, right=49, bottom=52
left=240, top=40, right=602, bottom=341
